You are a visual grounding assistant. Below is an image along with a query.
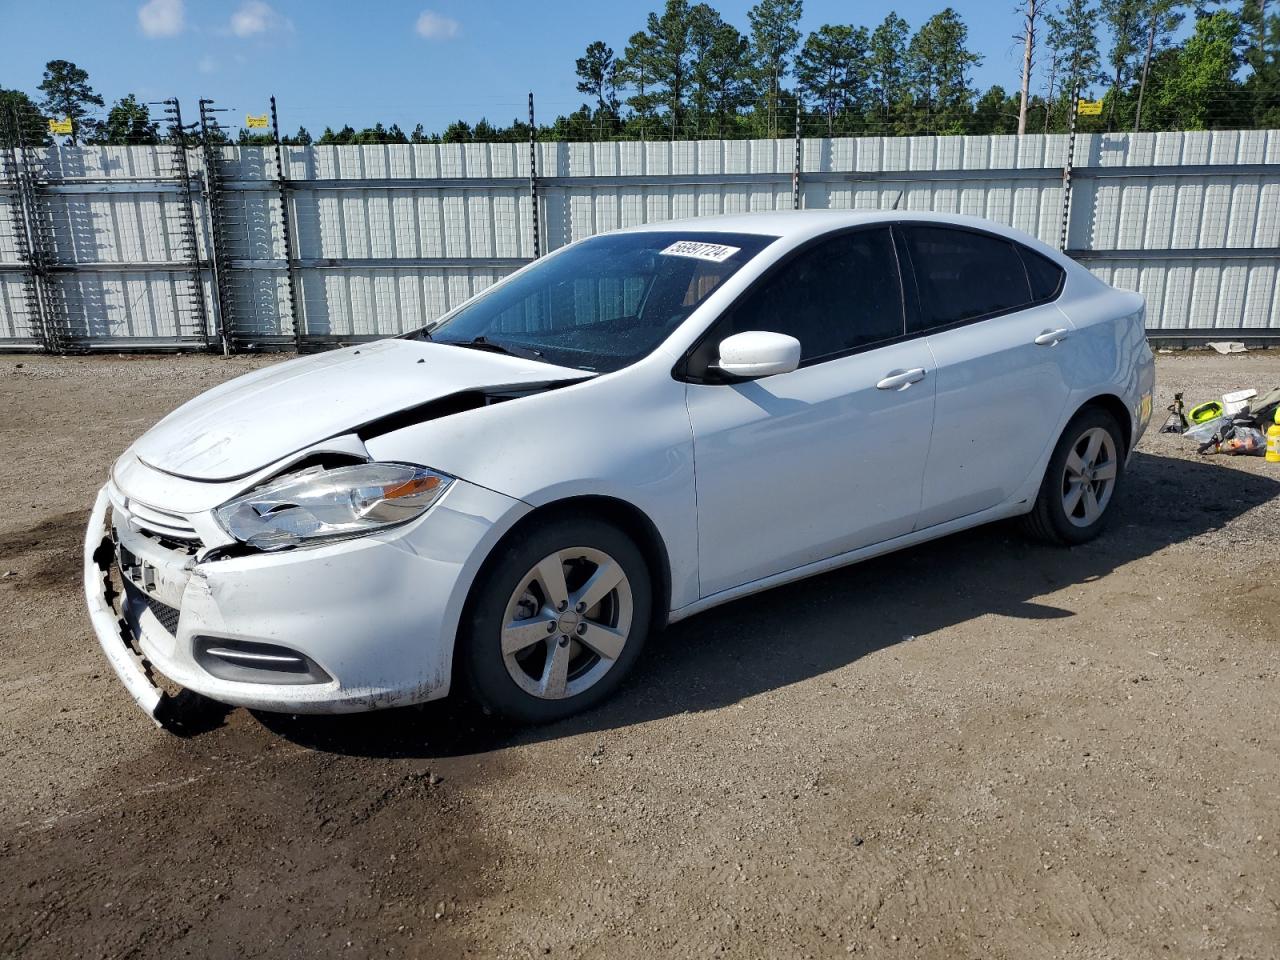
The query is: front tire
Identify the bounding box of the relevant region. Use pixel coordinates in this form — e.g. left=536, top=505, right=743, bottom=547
left=1021, top=407, right=1125, bottom=545
left=460, top=517, right=652, bottom=724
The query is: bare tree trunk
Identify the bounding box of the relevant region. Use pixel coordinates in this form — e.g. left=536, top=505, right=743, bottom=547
left=772, top=67, right=779, bottom=138
left=1134, top=15, right=1157, bottom=133
left=1018, top=0, right=1038, bottom=136
left=1044, top=51, right=1058, bottom=135
left=1107, top=60, right=1122, bottom=130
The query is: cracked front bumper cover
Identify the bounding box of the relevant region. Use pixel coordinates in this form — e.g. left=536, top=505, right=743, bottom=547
left=83, top=485, right=170, bottom=726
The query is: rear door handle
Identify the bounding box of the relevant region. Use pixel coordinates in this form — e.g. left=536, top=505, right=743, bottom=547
left=876, top=367, right=927, bottom=390
left=1034, top=328, right=1071, bottom=346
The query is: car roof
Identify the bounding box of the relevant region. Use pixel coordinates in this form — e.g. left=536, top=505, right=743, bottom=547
left=618, top=210, right=1065, bottom=260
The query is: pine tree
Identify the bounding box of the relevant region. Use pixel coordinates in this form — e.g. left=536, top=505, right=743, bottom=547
left=1133, top=0, right=1186, bottom=132
left=1101, top=0, right=1146, bottom=127
left=575, top=41, right=620, bottom=138
left=868, top=13, right=911, bottom=131
left=795, top=25, right=870, bottom=135
left=1, top=87, right=51, bottom=146
left=96, top=94, right=159, bottom=144
left=697, top=17, right=751, bottom=136
left=37, top=59, right=103, bottom=145
left=906, top=9, right=981, bottom=134
left=748, top=0, right=803, bottom=136
left=1046, top=0, right=1103, bottom=102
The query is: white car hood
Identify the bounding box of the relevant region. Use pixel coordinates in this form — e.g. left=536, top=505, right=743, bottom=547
left=130, top=339, right=586, bottom=481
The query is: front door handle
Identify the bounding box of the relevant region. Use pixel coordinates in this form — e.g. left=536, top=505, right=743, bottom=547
left=876, top=367, right=927, bottom=391
left=1034, top=328, right=1071, bottom=346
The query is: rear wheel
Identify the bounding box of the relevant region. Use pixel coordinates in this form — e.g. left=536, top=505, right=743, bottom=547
left=1021, top=407, right=1125, bottom=545
left=460, top=518, right=651, bottom=723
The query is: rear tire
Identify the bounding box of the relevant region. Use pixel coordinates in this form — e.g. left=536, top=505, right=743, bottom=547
left=460, top=517, right=651, bottom=724
left=1021, top=407, right=1125, bottom=545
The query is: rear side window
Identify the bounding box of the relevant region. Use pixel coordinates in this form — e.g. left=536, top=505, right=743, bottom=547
left=903, top=226, right=1033, bottom=332
left=1019, top=246, right=1066, bottom=301
left=725, top=227, right=904, bottom=362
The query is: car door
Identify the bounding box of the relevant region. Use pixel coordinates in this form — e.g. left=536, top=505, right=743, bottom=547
left=898, top=224, right=1075, bottom=530
left=682, top=226, right=937, bottom=598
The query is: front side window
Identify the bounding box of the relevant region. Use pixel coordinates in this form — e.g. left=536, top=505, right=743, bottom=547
left=714, top=227, right=905, bottom=364
left=903, top=225, right=1034, bottom=332
left=419, top=230, right=776, bottom=373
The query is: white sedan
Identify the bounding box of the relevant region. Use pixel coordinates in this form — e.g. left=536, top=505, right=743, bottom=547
left=85, top=211, right=1155, bottom=728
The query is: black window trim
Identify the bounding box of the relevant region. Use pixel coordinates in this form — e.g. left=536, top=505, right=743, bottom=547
left=896, top=222, right=1067, bottom=337
left=674, top=223, right=912, bottom=383
left=674, top=220, right=1068, bottom=384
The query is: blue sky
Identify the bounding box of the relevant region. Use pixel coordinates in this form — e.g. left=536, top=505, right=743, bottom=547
left=4, top=0, right=1122, bottom=137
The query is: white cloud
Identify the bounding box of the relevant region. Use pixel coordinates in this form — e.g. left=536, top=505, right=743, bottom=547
left=230, top=1, right=292, bottom=37
left=198, top=55, right=218, bottom=74
left=415, top=10, right=460, bottom=40
left=138, top=0, right=185, bottom=37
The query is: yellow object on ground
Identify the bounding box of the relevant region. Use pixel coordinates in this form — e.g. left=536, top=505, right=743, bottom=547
left=1189, top=400, right=1224, bottom=424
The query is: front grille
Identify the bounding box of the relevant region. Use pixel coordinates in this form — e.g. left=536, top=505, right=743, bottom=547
left=107, top=480, right=200, bottom=545
left=145, top=595, right=181, bottom=635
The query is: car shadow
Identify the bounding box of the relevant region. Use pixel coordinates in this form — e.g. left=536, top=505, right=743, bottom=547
left=253, top=450, right=1279, bottom=758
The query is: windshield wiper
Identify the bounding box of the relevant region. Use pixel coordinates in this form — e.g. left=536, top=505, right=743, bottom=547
left=436, top=335, right=543, bottom=361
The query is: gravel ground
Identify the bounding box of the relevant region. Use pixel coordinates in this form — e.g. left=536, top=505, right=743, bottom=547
left=1, top=350, right=1278, bottom=960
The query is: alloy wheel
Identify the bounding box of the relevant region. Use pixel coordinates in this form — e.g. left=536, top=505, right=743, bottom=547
left=1060, top=425, right=1118, bottom=528
left=500, top=547, right=633, bottom=700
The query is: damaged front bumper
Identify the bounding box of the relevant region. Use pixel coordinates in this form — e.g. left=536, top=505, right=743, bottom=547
left=84, top=485, right=168, bottom=725
left=84, top=479, right=529, bottom=727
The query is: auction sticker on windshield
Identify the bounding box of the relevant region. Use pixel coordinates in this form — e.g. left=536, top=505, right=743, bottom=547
left=660, top=240, right=741, bottom=263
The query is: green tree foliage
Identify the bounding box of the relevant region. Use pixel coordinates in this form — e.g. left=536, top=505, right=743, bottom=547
left=620, top=1, right=697, bottom=136
left=795, top=24, right=870, bottom=134
left=694, top=15, right=752, bottom=136
left=1101, top=0, right=1146, bottom=126
left=8, top=2, right=1277, bottom=150
left=1147, top=10, right=1242, bottom=129
left=1241, top=0, right=1280, bottom=127
left=1132, top=0, right=1186, bottom=131
left=868, top=12, right=912, bottom=129
left=0, top=87, right=51, bottom=146
left=618, top=30, right=661, bottom=129
left=907, top=8, right=981, bottom=134
left=971, top=85, right=1022, bottom=133
left=1046, top=0, right=1103, bottom=98
left=37, top=59, right=103, bottom=145
left=748, top=0, right=803, bottom=135
left=575, top=40, right=620, bottom=137
left=94, top=94, right=159, bottom=145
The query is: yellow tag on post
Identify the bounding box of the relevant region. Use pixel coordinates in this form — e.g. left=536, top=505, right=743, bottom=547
left=48, top=117, right=73, bottom=135
left=1077, top=100, right=1104, bottom=117
left=245, top=114, right=269, bottom=129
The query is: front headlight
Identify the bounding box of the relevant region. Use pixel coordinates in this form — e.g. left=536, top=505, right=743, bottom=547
left=215, top=462, right=453, bottom=551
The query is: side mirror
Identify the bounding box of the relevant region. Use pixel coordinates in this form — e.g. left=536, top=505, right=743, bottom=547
left=714, top=331, right=802, bottom=380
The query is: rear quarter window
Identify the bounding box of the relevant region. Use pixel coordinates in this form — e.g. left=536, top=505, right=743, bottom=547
left=1018, top=246, right=1066, bottom=301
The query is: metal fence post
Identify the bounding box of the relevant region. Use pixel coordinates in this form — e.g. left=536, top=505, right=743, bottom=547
left=198, top=99, right=234, bottom=355
left=793, top=99, right=802, bottom=210
left=1058, top=84, right=1081, bottom=252
left=271, top=96, right=305, bottom=351
left=159, top=98, right=213, bottom=349
left=529, top=92, right=541, bottom=259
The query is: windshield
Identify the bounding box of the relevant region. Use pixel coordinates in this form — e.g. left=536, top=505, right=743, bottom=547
left=418, top=230, right=777, bottom=373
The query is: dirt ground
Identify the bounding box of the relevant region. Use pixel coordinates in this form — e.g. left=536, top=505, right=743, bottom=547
left=1, top=349, right=1278, bottom=960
